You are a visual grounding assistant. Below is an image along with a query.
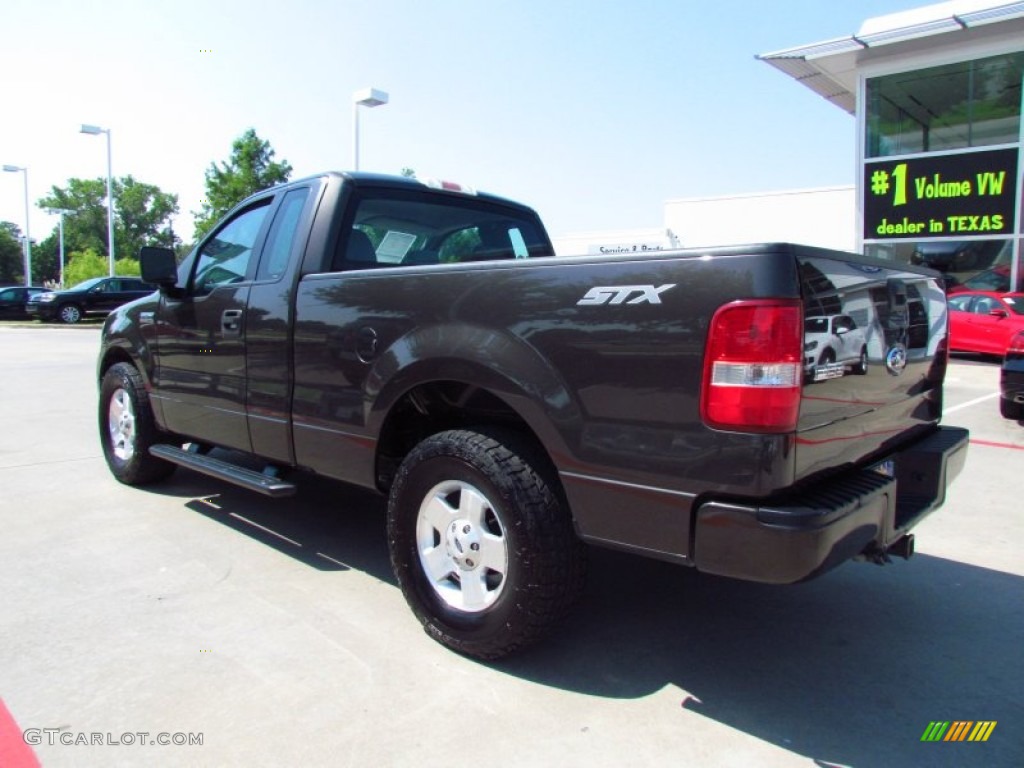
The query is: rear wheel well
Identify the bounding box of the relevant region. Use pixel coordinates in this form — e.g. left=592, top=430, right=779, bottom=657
left=375, top=381, right=555, bottom=492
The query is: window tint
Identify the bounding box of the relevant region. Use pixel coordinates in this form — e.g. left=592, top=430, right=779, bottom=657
left=1004, top=296, right=1024, bottom=315
left=192, top=201, right=271, bottom=294
left=258, top=188, right=310, bottom=281
left=947, top=295, right=972, bottom=312
left=336, top=191, right=552, bottom=271
left=974, top=297, right=999, bottom=315
left=834, top=316, right=856, bottom=333
left=866, top=52, right=1024, bottom=158
left=0, top=289, right=16, bottom=300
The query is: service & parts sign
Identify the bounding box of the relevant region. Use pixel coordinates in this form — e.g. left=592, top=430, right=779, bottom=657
left=863, top=147, right=1018, bottom=240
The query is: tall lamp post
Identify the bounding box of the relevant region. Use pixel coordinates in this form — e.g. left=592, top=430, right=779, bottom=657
left=352, top=87, right=389, bottom=171
left=79, top=124, right=115, bottom=276
left=46, top=208, right=75, bottom=287
left=2, top=164, right=32, bottom=286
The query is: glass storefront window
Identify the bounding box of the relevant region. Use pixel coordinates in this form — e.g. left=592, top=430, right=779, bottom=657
left=865, top=239, right=1019, bottom=292
left=866, top=52, right=1024, bottom=158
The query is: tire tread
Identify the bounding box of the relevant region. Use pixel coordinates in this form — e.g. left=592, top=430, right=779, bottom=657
left=99, top=362, right=176, bottom=485
left=388, top=428, right=586, bottom=660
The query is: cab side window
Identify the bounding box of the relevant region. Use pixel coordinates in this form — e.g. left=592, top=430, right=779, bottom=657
left=257, top=188, right=310, bottom=281
left=192, top=201, right=271, bottom=295
left=336, top=192, right=552, bottom=270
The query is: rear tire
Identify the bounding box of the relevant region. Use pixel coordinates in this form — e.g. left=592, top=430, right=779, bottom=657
left=58, top=304, right=82, bottom=324
left=99, top=362, right=176, bottom=485
left=387, top=429, right=586, bottom=660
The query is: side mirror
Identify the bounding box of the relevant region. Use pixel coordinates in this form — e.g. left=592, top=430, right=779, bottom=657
left=140, top=246, right=178, bottom=288
left=989, top=308, right=1009, bottom=319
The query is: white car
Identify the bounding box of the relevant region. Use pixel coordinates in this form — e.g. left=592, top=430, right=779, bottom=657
left=804, top=314, right=869, bottom=379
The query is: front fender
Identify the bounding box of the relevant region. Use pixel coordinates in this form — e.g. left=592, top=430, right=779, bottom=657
left=97, top=297, right=161, bottom=416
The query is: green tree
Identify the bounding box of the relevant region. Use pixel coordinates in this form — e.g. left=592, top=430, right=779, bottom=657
left=28, top=232, right=60, bottom=285
left=1, top=222, right=25, bottom=284
left=36, top=176, right=179, bottom=265
left=63, top=248, right=108, bottom=286
left=63, top=251, right=141, bottom=287
left=193, top=128, right=292, bottom=240
left=114, top=257, right=141, bottom=277
left=116, top=175, right=179, bottom=259
left=37, top=178, right=109, bottom=256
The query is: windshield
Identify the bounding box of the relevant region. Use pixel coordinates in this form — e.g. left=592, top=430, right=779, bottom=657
left=1002, top=296, right=1024, bottom=315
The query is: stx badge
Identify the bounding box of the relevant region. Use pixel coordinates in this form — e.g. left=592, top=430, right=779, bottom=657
left=577, top=284, right=676, bottom=306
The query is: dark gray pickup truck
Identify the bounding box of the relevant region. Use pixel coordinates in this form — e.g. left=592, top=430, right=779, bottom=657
left=98, top=171, right=968, bottom=659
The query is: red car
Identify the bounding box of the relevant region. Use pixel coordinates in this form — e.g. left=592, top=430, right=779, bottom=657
left=947, top=291, right=1024, bottom=356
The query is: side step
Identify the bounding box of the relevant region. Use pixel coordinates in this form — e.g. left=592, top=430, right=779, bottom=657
left=150, top=444, right=296, bottom=498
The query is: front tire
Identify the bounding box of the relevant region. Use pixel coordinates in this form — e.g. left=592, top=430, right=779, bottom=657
left=387, top=429, right=586, bottom=660
left=854, top=346, right=869, bottom=375
left=99, top=362, right=176, bottom=485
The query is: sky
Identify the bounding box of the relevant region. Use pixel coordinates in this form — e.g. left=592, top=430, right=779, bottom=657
left=0, top=0, right=938, bottom=249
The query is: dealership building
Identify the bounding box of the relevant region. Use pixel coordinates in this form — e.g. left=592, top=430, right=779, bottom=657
left=558, top=0, right=1024, bottom=293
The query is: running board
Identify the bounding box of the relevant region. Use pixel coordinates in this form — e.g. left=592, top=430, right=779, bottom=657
left=150, top=445, right=296, bottom=498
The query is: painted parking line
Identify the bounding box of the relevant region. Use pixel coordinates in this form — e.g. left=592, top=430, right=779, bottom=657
left=970, top=438, right=1024, bottom=451
left=0, top=699, right=41, bottom=768
left=944, top=392, right=999, bottom=415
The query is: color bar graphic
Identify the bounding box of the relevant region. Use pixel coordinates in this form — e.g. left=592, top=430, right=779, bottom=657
left=920, top=721, right=997, bottom=742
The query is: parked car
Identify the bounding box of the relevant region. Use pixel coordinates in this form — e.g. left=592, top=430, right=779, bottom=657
left=803, top=314, right=868, bottom=378
left=1001, top=330, right=1024, bottom=421
left=947, top=291, right=1024, bottom=356
left=910, top=240, right=981, bottom=271
left=0, top=285, right=46, bottom=319
left=27, top=276, right=156, bottom=324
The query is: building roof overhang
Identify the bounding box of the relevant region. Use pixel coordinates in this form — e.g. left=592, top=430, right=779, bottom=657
left=758, top=1, right=1024, bottom=114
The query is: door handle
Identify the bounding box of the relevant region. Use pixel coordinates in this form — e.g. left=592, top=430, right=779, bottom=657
left=222, top=309, right=243, bottom=335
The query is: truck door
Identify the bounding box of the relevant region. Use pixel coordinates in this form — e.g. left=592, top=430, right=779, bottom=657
left=244, top=186, right=315, bottom=464
left=151, top=198, right=273, bottom=451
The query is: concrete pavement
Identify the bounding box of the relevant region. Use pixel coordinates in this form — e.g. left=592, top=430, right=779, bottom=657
left=0, top=326, right=1020, bottom=767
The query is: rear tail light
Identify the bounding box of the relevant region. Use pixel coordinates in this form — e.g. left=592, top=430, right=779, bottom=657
left=701, top=299, right=803, bottom=433
left=1009, top=330, right=1024, bottom=355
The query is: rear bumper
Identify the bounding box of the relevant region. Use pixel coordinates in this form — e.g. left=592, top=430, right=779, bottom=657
left=693, top=426, right=969, bottom=584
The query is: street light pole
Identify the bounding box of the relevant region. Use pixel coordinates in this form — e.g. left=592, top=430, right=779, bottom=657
left=80, top=124, right=115, bottom=276
left=2, top=164, right=32, bottom=286
left=46, top=208, right=75, bottom=287
left=352, top=87, right=389, bottom=171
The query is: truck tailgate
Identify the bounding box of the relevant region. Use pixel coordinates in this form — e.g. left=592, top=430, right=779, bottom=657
left=795, top=249, right=949, bottom=480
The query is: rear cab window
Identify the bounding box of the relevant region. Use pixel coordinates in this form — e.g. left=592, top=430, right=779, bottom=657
left=331, top=188, right=552, bottom=272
